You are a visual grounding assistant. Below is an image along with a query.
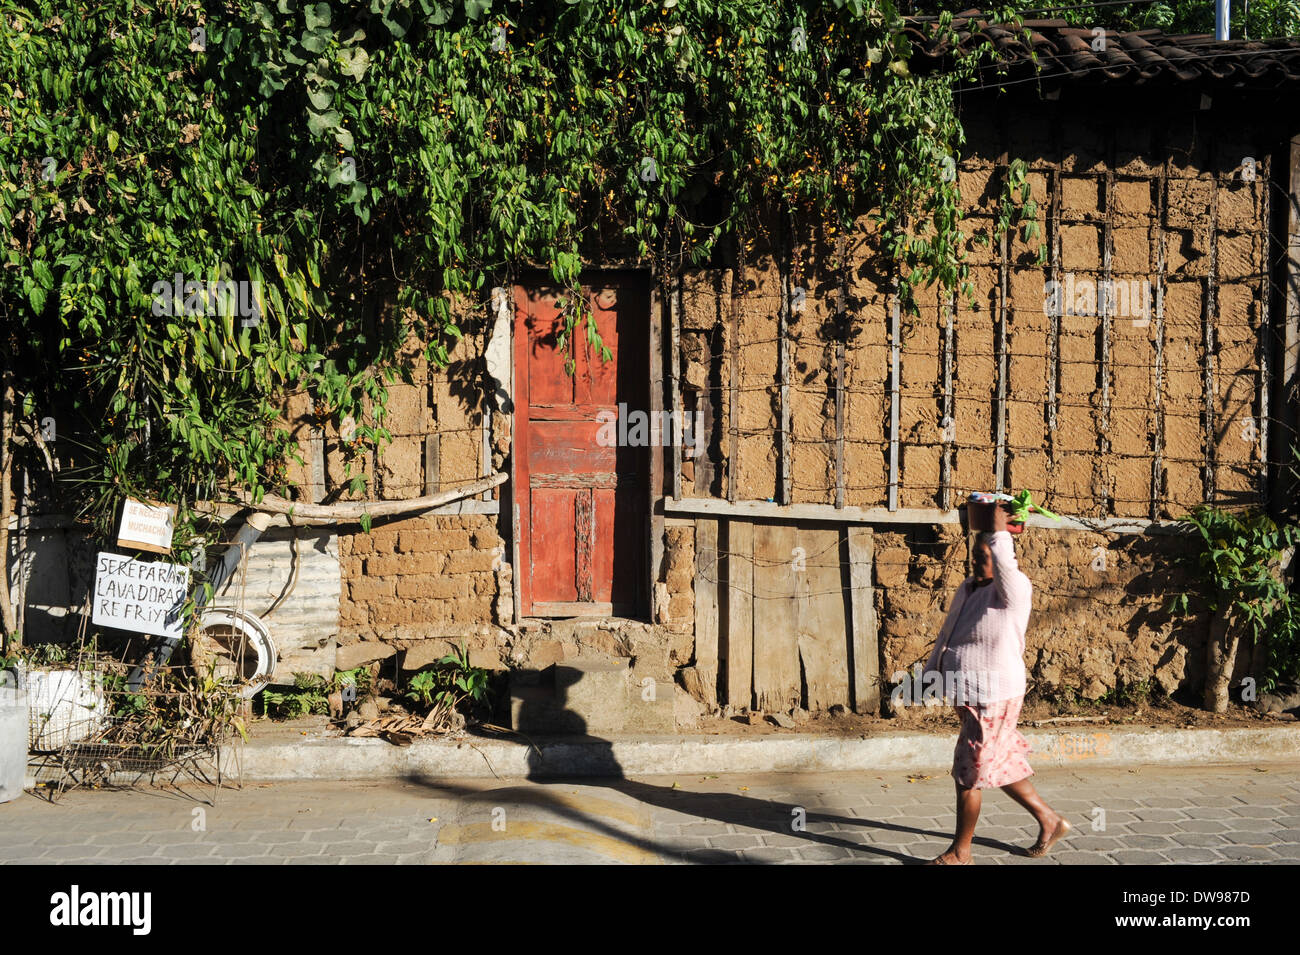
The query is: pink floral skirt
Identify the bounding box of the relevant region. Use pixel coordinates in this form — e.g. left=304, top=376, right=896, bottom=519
left=951, top=695, right=1034, bottom=790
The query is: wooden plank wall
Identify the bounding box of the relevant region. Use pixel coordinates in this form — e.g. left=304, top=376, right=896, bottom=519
left=709, top=519, right=878, bottom=714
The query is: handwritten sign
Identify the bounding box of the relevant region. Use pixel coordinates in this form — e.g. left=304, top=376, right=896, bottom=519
left=116, top=498, right=176, bottom=554
left=91, top=552, right=190, bottom=639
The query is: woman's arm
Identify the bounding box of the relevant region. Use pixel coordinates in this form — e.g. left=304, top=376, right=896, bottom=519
left=925, top=582, right=970, bottom=672
left=988, top=528, right=1029, bottom=610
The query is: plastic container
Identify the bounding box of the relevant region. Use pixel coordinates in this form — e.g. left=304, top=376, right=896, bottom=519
left=0, top=670, right=26, bottom=802
left=967, top=493, right=1025, bottom=534
left=27, top=668, right=106, bottom=751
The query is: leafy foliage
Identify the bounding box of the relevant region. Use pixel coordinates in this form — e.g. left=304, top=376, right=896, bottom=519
left=404, top=642, right=490, bottom=711
left=1169, top=507, right=1299, bottom=693
left=1, top=1, right=1021, bottom=566
left=261, top=672, right=332, bottom=718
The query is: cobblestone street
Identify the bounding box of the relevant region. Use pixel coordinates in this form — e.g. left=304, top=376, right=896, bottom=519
left=3, top=762, right=1298, bottom=865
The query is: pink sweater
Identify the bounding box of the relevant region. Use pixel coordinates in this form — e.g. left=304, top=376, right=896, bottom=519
left=924, top=531, right=1031, bottom=706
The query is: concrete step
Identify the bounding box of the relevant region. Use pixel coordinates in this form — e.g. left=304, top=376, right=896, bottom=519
left=510, top=656, right=675, bottom=735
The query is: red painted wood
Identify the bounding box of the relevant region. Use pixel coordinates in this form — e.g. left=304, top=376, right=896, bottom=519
left=514, top=275, right=649, bottom=616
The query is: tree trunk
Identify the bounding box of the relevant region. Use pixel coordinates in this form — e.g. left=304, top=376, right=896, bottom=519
left=1203, top=603, right=1241, bottom=713
left=0, top=366, right=17, bottom=651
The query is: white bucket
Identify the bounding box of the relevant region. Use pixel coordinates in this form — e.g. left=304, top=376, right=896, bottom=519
left=0, top=672, right=26, bottom=802
left=27, top=668, right=106, bottom=751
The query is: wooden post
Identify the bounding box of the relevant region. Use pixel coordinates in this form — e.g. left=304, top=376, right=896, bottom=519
left=778, top=231, right=793, bottom=506
left=727, top=246, right=744, bottom=504
left=669, top=273, right=683, bottom=501
left=847, top=525, right=879, bottom=715
left=308, top=426, right=326, bottom=504
left=888, top=280, right=901, bottom=511
left=1048, top=165, right=1063, bottom=485
left=423, top=434, right=440, bottom=496
left=693, top=518, right=719, bottom=705
left=1257, top=155, right=1271, bottom=507
left=940, top=293, right=956, bottom=511
left=835, top=237, right=847, bottom=509
left=995, top=229, right=1009, bottom=493
left=1204, top=160, right=1220, bottom=504
left=1280, top=133, right=1300, bottom=516
left=1099, top=169, right=1115, bottom=513
left=1152, top=159, right=1169, bottom=520
left=650, top=277, right=666, bottom=619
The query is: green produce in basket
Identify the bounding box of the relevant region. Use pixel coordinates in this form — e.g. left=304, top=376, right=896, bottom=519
left=1005, top=489, right=1059, bottom=524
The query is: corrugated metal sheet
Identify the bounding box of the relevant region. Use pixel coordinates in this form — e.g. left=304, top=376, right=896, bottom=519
left=209, top=528, right=340, bottom=683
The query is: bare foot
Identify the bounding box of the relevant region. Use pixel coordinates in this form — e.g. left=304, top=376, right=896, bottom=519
left=926, top=847, right=973, bottom=865
left=1026, top=815, right=1072, bottom=857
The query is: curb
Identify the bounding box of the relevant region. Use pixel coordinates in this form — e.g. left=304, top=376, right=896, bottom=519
left=228, top=724, right=1300, bottom=781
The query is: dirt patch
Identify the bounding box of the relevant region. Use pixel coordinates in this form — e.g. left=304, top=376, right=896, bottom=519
left=690, top=697, right=1294, bottom=738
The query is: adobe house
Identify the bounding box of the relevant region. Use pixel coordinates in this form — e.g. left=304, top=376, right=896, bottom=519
left=17, top=19, right=1296, bottom=731
left=263, top=19, right=1299, bottom=732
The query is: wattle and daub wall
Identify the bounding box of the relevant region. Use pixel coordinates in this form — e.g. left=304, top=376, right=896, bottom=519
left=278, top=89, right=1293, bottom=712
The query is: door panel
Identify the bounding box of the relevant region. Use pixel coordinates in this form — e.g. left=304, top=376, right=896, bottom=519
left=514, top=275, right=649, bottom=618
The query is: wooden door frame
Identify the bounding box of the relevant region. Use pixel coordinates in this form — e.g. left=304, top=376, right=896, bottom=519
left=512, top=267, right=660, bottom=621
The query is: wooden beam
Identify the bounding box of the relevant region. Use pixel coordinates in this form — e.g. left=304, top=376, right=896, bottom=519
left=724, top=519, right=753, bottom=710
left=203, top=473, right=507, bottom=525
left=662, top=495, right=1184, bottom=534
left=693, top=518, right=719, bottom=705
left=847, top=525, right=879, bottom=715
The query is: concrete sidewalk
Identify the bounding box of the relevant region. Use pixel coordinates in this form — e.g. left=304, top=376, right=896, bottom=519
left=5, top=763, right=1299, bottom=864
left=224, top=723, right=1300, bottom=781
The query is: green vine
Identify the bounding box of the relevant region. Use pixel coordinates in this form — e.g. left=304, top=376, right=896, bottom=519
left=1, top=0, right=1021, bottom=572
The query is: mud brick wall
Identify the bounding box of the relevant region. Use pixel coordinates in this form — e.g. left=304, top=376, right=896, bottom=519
left=338, top=513, right=504, bottom=641
left=661, top=522, right=695, bottom=667
left=276, top=298, right=508, bottom=667
left=674, top=97, right=1276, bottom=519
left=875, top=526, right=1216, bottom=701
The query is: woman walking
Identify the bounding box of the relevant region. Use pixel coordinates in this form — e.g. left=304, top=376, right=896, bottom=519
left=924, top=503, right=1071, bottom=864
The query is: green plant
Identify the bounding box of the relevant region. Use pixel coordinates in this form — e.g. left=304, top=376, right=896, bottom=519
left=404, top=642, right=490, bottom=712
left=331, top=666, right=373, bottom=698
left=1169, top=507, right=1299, bottom=708
left=0, top=0, right=1033, bottom=575
left=1099, top=679, right=1153, bottom=708
left=261, top=673, right=332, bottom=719
left=101, top=671, right=150, bottom=718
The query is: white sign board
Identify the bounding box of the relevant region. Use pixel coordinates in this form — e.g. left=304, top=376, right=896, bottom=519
left=91, top=552, right=191, bottom=639
left=116, top=498, right=176, bottom=554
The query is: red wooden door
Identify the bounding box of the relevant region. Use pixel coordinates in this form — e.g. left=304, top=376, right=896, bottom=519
left=514, top=274, right=649, bottom=617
